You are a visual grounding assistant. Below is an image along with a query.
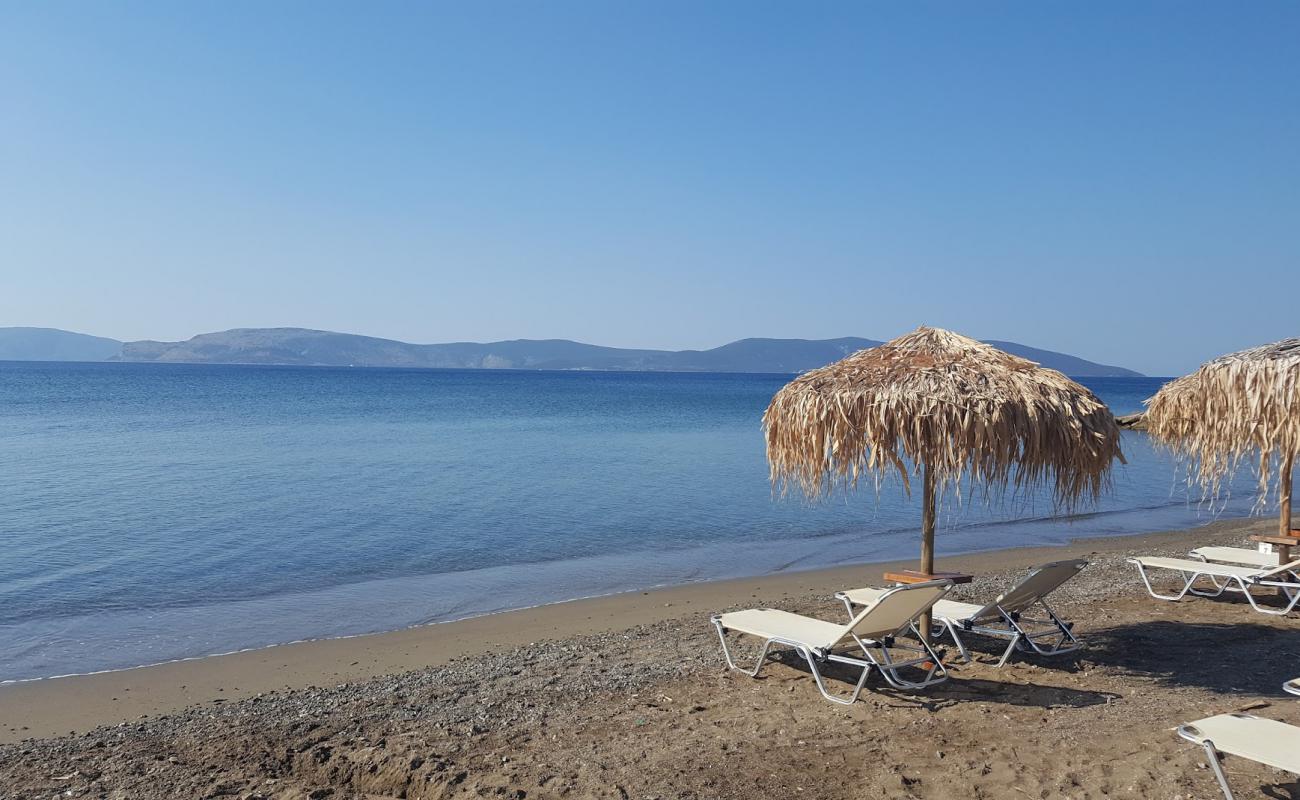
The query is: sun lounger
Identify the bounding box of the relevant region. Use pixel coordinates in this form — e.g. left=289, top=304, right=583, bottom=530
left=837, top=559, right=1087, bottom=667
left=1178, top=713, right=1300, bottom=799
left=1187, top=547, right=1300, bottom=594
left=711, top=579, right=952, bottom=704
left=1128, top=556, right=1300, bottom=615
left=1190, top=546, right=1282, bottom=569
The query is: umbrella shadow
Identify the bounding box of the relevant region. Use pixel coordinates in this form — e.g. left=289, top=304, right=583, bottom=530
left=765, top=651, right=1116, bottom=709
left=923, top=635, right=1090, bottom=672
left=1077, top=619, right=1300, bottom=695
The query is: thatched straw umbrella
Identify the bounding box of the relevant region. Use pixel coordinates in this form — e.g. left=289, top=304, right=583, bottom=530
left=1145, top=338, right=1300, bottom=538
left=764, top=327, right=1124, bottom=633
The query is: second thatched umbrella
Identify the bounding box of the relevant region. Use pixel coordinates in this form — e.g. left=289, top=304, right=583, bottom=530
left=764, top=327, right=1124, bottom=629
left=1144, top=338, right=1300, bottom=538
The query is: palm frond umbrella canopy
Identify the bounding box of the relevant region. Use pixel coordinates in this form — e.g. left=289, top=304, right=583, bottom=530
left=1144, top=338, right=1300, bottom=537
left=763, top=327, right=1125, bottom=586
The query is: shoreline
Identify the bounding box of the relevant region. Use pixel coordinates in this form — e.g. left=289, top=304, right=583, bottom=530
left=2, top=496, right=1253, bottom=685
left=0, top=504, right=1237, bottom=686
left=0, top=514, right=1272, bottom=743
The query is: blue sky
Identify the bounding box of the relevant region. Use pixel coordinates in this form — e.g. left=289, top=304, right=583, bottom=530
left=2, top=2, right=1296, bottom=375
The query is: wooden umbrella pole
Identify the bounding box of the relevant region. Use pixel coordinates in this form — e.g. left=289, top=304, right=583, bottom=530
left=919, top=463, right=936, bottom=642
left=1282, top=452, right=1295, bottom=538
left=921, top=463, right=936, bottom=573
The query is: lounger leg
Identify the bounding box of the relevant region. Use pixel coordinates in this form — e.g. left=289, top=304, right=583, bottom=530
left=1190, top=554, right=1236, bottom=593
left=980, top=608, right=1026, bottom=668
left=803, top=649, right=871, bottom=705
left=1188, top=573, right=1232, bottom=598
left=1133, top=562, right=1199, bottom=601
left=712, top=618, right=775, bottom=677
left=1199, top=739, right=1236, bottom=800
left=1240, top=578, right=1300, bottom=616
left=858, top=646, right=900, bottom=689
left=995, top=632, right=1022, bottom=668
left=1017, top=601, right=1082, bottom=658
left=943, top=619, right=972, bottom=663
left=916, top=634, right=950, bottom=686
left=860, top=637, right=949, bottom=690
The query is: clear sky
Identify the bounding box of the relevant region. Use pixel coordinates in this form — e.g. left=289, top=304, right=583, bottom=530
left=2, top=2, right=1296, bottom=375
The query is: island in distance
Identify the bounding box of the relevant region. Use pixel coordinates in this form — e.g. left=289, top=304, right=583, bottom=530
left=0, top=327, right=1143, bottom=377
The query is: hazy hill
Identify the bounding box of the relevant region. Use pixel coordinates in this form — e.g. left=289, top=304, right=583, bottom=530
left=636, top=337, right=883, bottom=373
left=983, top=340, right=1140, bottom=380
left=104, top=327, right=1141, bottom=376
left=0, top=326, right=1141, bottom=376
left=117, top=329, right=669, bottom=370
left=0, top=327, right=123, bottom=362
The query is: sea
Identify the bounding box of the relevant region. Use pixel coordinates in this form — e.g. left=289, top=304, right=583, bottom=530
left=0, top=363, right=1261, bottom=682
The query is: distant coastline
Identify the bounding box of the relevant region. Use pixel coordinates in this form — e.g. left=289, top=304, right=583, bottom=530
left=0, top=326, right=1143, bottom=376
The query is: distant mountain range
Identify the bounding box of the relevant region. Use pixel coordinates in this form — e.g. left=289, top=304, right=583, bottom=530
left=0, top=326, right=1143, bottom=377
left=0, top=327, right=123, bottom=363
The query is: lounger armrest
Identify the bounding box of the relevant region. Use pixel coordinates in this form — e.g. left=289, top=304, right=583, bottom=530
left=1259, top=559, right=1300, bottom=579
left=1176, top=722, right=1207, bottom=744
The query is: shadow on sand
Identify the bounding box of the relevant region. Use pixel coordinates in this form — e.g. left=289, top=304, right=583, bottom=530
left=903, top=609, right=1300, bottom=696
left=1077, top=619, right=1300, bottom=695
left=763, top=650, right=1118, bottom=709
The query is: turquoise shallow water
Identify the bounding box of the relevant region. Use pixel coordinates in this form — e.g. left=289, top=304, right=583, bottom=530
left=0, top=363, right=1257, bottom=681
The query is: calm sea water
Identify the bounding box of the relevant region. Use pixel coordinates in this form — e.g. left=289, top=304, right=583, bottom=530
left=0, top=363, right=1258, bottom=681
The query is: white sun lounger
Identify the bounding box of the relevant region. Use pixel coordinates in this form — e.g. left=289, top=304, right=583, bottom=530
left=1179, top=706, right=1300, bottom=798
left=1128, top=556, right=1300, bottom=615
left=711, top=579, right=952, bottom=705
left=837, top=559, right=1087, bottom=667
left=1190, top=546, right=1283, bottom=569
left=1188, top=547, right=1300, bottom=595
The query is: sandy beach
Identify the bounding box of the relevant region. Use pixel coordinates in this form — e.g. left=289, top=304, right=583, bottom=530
left=4, top=515, right=1299, bottom=798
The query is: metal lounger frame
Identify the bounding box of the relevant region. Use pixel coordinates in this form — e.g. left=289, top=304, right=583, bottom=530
left=1129, top=558, right=1300, bottom=616
left=1188, top=550, right=1300, bottom=594
left=710, top=617, right=948, bottom=704
left=1177, top=723, right=1241, bottom=800
left=837, top=594, right=1080, bottom=668
left=1178, top=682, right=1300, bottom=799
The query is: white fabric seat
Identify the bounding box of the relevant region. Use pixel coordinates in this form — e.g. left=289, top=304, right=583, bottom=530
left=1181, top=714, right=1300, bottom=771
left=716, top=608, right=847, bottom=651
left=1179, top=713, right=1300, bottom=798
left=1134, top=557, right=1266, bottom=579
left=1191, top=546, right=1281, bottom=568
left=711, top=579, right=953, bottom=704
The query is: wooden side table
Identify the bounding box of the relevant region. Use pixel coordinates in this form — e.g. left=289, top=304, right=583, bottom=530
left=1248, top=535, right=1300, bottom=596
left=883, top=570, right=974, bottom=585
left=1248, top=534, right=1300, bottom=564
